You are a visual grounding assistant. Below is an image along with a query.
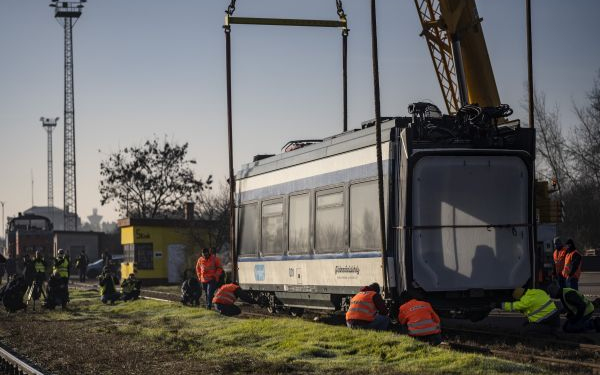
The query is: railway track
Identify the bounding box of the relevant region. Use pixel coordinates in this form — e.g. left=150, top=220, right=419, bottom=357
left=444, top=326, right=600, bottom=354
left=441, top=341, right=600, bottom=374
left=71, top=283, right=600, bottom=372
left=0, top=342, right=47, bottom=375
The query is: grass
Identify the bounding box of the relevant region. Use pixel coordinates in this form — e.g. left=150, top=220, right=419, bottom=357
left=61, top=290, right=543, bottom=375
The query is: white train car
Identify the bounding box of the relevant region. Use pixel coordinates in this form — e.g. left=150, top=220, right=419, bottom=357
left=235, top=105, right=536, bottom=319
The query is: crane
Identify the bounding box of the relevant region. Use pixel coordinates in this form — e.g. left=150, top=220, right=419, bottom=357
left=414, top=0, right=501, bottom=114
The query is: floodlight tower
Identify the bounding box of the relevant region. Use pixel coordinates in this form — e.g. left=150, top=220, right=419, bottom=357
left=41, top=117, right=59, bottom=208
left=50, top=0, right=86, bottom=230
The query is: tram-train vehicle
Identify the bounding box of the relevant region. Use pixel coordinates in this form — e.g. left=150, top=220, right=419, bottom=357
left=235, top=103, right=535, bottom=320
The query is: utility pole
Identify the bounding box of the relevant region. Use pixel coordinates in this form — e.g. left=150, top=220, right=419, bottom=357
left=41, top=117, right=59, bottom=208
left=0, top=201, right=5, bottom=240
left=50, top=0, right=86, bottom=231
left=31, top=170, right=34, bottom=207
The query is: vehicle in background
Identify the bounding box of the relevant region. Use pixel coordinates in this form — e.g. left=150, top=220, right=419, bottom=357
left=86, top=255, right=124, bottom=280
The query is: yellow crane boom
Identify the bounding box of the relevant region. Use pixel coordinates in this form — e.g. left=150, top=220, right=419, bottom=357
left=415, top=0, right=501, bottom=113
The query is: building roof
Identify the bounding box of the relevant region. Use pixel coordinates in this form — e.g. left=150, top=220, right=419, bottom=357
left=117, top=217, right=213, bottom=228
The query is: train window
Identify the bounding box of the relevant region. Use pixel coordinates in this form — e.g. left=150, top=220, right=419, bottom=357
left=238, top=203, right=259, bottom=256
left=124, top=244, right=135, bottom=263
left=135, top=243, right=154, bottom=270
left=315, top=190, right=345, bottom=252
left=261, top=201, right=284, bottom=255
left=289, top=194, right=310, bottom=254
left=350, top=181, right=381, bottom=251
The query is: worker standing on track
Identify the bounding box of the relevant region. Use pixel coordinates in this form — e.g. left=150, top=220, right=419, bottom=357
left=53, top=249, right=70, bottom=302
left=498, top=287, right=560, bottom=332
left=23, top=253, right=36, bottom=288
left=398, top=293, right=442, bottom=345
left=548, top=284, right=600, bottom=333
left=552, top=237, right=567, bottom=288
left=562, top=239, right=582, bottom=291
left=33, top=251, right=47, bottom=282
left=0, top=253, right=6, bottom=286
left=212, top=281, right=254, bottom=316
left=345, top=282, right=390, bottom=331
left=28, top=251, right=48, bottom=305
left=5, top=254, right=17, bottom=283
left=195, top=248, right=223, bottom=310
left=74, top=250, right=89, bottom=282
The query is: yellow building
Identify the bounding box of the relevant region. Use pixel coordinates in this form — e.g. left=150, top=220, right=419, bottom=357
left=118, top=218, right=212, bottom=284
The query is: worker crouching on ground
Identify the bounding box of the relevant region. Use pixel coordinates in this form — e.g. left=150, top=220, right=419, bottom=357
left=212, top=281, right=254, bottom=316
left=0, top=274, right=27, bottom=312
left=346, top=282, right=390, bottom=331
left=498, top=287, right=560, bottom=332
left=398, top=293, right=442, bottom=345
left=43, top=271, right=69, bottom=310
left=98, top=267, right=120, bottom=304
left=181, top=276, right=202, bottom=306
left=548, top=284, right=600, bottom=333
left=121, top=273, right=141, bottom=301
left=196, top=248, right=223, bottom=310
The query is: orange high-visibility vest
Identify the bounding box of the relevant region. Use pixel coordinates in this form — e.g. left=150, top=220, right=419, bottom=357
left=196, top=255, right=222, bottom=283
left=212, top=283, right=240, bottom=305
left=562, top=250, right=582, bottom=279
left=398, top=299, right=441, bottom=337
left=553, top=247, right=567, bottom=276
left=345, top=291, right=377, bottom=322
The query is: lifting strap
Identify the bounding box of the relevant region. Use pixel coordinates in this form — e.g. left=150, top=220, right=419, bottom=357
left=223, top=1, right=350, bottom=282
left=369, top=0, right=389, bottom=297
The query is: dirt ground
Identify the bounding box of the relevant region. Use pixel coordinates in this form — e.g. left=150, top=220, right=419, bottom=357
left=0, top=311, right=217, bottom=375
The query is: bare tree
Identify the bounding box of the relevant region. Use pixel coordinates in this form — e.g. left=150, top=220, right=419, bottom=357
left=197, top=182, right=230, bottom=250
left=534, top=70, right=600, bottom=248
left=533, top=92, right=575, bottom=192
left=99, top=138, right=212, bottom=218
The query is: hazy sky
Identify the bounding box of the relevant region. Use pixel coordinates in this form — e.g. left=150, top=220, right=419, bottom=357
left=0, top=0, right=599, bottom=224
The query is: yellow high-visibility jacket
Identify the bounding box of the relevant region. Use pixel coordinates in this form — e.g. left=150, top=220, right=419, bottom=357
left=502, top=289, right=558, bottom=323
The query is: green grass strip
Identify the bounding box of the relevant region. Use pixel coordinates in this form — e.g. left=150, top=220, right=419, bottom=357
left=69, top=290, right=542, bottom=375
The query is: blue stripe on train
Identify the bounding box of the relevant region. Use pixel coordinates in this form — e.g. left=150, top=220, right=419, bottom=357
left=238, top=160, right=389, bottom=202
left=238, top=252, right=382, bottom=262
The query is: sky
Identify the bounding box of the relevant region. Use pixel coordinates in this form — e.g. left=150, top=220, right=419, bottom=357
left=0, top=0, right=599, bottom=225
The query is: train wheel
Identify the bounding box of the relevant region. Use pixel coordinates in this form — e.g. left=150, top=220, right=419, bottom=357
left=289, top=308, right=304, bottom=318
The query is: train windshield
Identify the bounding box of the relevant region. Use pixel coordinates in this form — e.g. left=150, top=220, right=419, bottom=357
left=410, top=155, right=530, bottom=291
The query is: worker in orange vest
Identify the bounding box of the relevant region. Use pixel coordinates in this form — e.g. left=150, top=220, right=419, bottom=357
left=562, top=239, right=582, bottom=291
left=552, top=237, right=567, bottom=288
left=345, top=283, right=390, bottom=331
left=195, top=248, right=223, bottom=309
left=398, top=293, right=442, bottom=345
left=212, top=281, right=254, bottom=316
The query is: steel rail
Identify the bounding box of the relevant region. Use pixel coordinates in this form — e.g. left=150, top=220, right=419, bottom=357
left=441, top=341, right=600, bottom=372
left=444, top=326, right=600, bottom=354
left=0, top=342, right=47, bottom=375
